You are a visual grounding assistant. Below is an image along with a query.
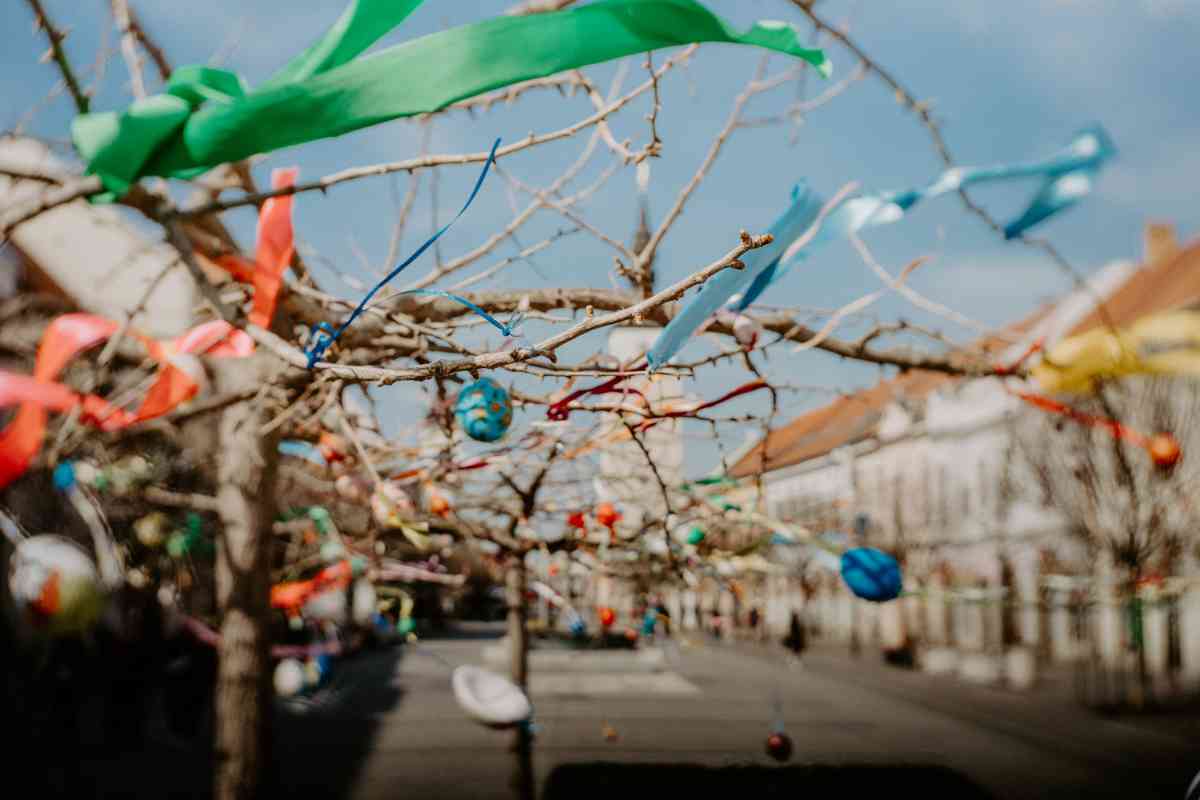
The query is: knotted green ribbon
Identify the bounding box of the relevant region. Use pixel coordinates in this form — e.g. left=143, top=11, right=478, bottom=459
left=72, top=0, right=829, bottom=201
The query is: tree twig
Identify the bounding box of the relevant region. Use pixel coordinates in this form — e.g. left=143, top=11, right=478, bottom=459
left=24, top=0, right=90, bottom=113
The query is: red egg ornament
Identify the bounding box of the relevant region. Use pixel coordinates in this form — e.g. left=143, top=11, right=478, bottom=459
left=1148, top=433, right=1182, bottom=471
left=567, top=511, right=587, bottom=531
left=599, top=606, right=616, bottom=628
left=765, top=731, right=793, bottom=762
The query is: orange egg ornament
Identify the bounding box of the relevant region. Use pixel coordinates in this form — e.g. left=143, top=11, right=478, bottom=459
left=318, top=432, right=349, bottom=463
left=595, top=502, right=621, bottom=529
left=599, top=606, right=616, bottom=627
left=426, top=485, right=453, bottom=518
left=1148, top=433, right=1182, bottom=471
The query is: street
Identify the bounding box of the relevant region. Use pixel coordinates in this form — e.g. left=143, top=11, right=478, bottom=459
left=267, top=624, right=1197, bottom=800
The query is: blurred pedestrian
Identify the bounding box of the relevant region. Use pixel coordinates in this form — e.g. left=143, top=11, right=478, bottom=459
left=783, top=610, right=806, bottom=666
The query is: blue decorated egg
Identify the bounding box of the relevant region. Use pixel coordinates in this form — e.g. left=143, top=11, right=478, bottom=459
left=454, top=377, right=513, bottom=442
left=840, top=547, right=903, bottom=602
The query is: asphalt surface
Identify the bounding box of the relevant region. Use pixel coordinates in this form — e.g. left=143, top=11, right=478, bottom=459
left=268, top=624, right=1197, bottom=800
left=28, top=622, right=1196, bottom=799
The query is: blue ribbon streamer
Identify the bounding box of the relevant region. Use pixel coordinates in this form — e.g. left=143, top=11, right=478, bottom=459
left=646, top=125, right=1115, bottom=369
left=304, top=138, right=502, bottom=367
left=400, top=289, right=523, bottom=337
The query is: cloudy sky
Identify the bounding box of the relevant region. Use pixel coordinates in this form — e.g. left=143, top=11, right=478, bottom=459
left=3, top=0, right=1198, bottom=474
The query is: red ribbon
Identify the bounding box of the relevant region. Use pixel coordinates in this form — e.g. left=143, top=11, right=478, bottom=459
left=547, top=375, right=631, bottom=421
left=1009, top=389, right=1148, bottom=448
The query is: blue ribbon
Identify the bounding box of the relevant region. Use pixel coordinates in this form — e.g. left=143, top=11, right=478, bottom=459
left=400, top=289, right=523, bottom=337
left=646, top=125, right=1115, bottom=369
left=304, top=138, right=502, bottom=367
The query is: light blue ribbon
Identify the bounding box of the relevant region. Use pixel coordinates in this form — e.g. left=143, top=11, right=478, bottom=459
left=401, top=289, right=524, bottom=337
left=646, top=125, right=1115, bottom=369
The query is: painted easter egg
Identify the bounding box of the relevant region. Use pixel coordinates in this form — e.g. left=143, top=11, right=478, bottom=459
left=686, top=526, right=705, bottom=546
left=765, top=732, right=793, bottom=762
left=9, top=535, right=106, bottom=636
left=595, top=503, right=621, bottom=529
left=134, top=512, right=170, bottom=548
left=733, top=314, right=762, bottom=348
left=840, top=547, right=903, bottom=602
left=1148, top=433, right=1182, bottom=471
left=454, top=377, right=513, bottom=443
left=274, top=658, right=305, bottom=697
left=371, top=481, right=414, bottom=528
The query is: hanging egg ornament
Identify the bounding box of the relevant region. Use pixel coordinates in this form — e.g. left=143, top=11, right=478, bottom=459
left=595, top=502, right=621, bottom=530
left=567, top=511, right=587, bottom=532
left=9, top=535, right=107, bottom=636
left=733, top=314, right=762, bottom=349
left=599, top=606, right=616, bottom=628
left=318, top=432, right=349, bottom=463
left=371, top=482, right=414, bottom=528
left=765, top=731, right=793, bottom=762
left=426, top=485, right=453, bottom=518
left=320, top=540, right=347, bottom=563
left=304, top=658, right=322, bottom=688
left=335, top=474, right=370, bottom=504
left=686, top=526, right=706, bottom=546
left=1148, top=433, right=1182, bottom=471
left=454, top=377, right=513, bottom=443
left=274, top=658, right=306, bottom=697
left=73, top=461, right=100, bottom=489
left=840, top=547, right=903, bottom=602
left=134, top=512, right=170, bottom=548
left=52, top=461, right=76, bottom=491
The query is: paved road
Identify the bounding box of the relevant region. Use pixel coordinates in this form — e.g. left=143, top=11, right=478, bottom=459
left=270, top=624, right=1197, bottom=800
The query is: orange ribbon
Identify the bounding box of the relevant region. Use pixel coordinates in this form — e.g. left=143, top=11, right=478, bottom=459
left=0, top=169, right=296, bottom=489
left=270, top=559, right=353, bottom=613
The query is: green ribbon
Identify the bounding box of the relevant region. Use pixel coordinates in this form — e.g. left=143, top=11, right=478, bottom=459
left=72, top=0, right=828, bottom=200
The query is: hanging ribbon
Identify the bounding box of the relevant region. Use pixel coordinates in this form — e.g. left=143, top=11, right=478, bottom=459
left=546, top=374, right=645, bottom=421
left=1008, top=387, right=1181, bottom=468
left=1031, top=309, right=1200, bottom=395
left=0, top=315, right=252, bottom=489
left=180, top=614, right=343, bottom=658
left=212, top=167, right=298, bottom=328
left=399, top=289, right=524, bottom=338
left=646, top=125, right=1115, bottom=369
left=636, top=378, right=768, bottom=430
left=270, top=559, right=358, bottom=614
left=0, top=171, right=295, bottom=489
left=304, top=138, right=500, bottom=367
left=72, top=0, right=829, bottom=200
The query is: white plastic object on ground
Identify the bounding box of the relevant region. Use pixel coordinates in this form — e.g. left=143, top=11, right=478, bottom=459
left=451, top=665, right=532, bottom=729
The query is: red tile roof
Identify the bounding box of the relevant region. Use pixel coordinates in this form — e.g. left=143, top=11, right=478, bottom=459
left=729, top=225, right=1200, bottom=479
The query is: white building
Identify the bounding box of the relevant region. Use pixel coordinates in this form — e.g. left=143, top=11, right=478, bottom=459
left=729, top=225, right=1200, bottom=690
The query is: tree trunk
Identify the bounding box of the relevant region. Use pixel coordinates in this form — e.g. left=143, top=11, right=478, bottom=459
left=212, top=355, right=281, bottom=800
left=506, top=558, right=535, bottom=800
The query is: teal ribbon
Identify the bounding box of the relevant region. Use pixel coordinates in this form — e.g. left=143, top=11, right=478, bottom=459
left=647, top=125, right=1115, bottom=369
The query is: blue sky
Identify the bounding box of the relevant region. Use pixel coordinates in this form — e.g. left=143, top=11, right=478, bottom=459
left=4, top=0, right=1199, bottom=475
